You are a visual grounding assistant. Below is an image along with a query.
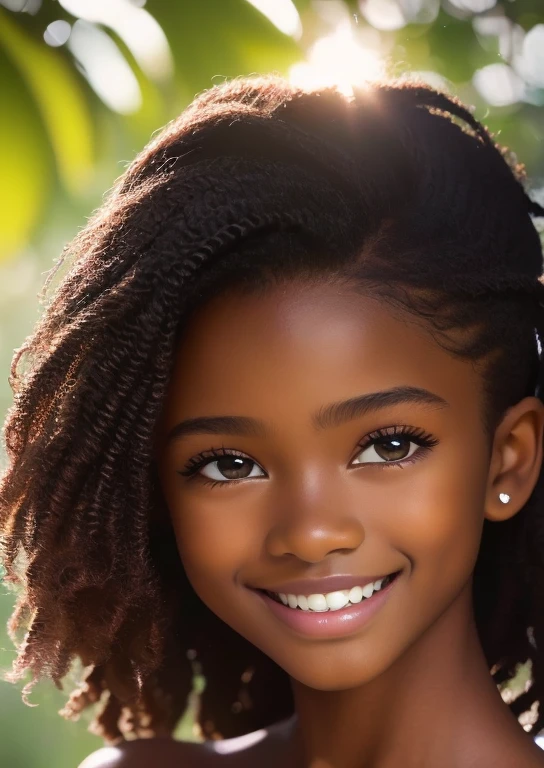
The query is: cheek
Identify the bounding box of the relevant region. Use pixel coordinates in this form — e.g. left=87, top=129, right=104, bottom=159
left=383, top=437, right=489, bottom=604
left=169, top=491, right=262, bottom=596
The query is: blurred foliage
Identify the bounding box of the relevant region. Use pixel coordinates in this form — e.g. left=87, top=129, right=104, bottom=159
left=0, top=0, right=543, bottom=766
left=0, top=0, right=543, bottom=265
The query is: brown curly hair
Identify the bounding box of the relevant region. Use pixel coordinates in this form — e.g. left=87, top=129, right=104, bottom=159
left=2, top=74, right=544, bottom=744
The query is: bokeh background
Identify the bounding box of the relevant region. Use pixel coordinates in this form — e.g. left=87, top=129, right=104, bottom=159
left=0, top=0, right=543, bottom=765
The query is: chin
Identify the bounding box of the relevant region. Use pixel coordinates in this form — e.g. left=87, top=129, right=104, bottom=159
left=273, top=654, right=387, bottom=692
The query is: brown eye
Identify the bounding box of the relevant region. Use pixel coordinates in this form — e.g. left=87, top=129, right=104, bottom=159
left=374, top=438, right=411, bottom=461
left=354, top=437, right=418, bottom=465
left=201, top=455, right=265, bottom=482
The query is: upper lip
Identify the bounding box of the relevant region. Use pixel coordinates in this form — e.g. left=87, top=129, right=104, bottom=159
left=252, top=573, right=397, bottom=596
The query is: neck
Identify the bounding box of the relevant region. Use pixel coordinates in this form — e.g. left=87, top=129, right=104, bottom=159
left=287, top=583, right=523, bottom=768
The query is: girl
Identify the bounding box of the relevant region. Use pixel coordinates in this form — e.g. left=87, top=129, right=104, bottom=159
left=2, top=75, right=544, bottom=768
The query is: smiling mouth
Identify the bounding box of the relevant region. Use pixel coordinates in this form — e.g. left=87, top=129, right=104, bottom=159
left=259, top=571, right=402, bottom=613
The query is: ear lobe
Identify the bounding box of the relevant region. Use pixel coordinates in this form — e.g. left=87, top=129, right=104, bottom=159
left=485, top=396, right=544, bottom=522
left=486, top=491, right=516, bottom=523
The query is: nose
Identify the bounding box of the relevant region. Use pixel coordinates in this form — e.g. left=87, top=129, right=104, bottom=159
left=265, top=512, right=365, bottom=563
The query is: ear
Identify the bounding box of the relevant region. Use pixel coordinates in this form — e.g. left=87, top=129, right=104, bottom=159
left=485, top=396, right=544, bottom=522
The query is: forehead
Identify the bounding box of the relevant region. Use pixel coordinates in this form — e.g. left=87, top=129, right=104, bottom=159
left=161, top=282, right=484, bottom=430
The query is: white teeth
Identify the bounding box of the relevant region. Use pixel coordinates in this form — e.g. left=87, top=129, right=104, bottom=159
left=348, top=585, right=363, bottom=604
left=307, top=594, right=328, bottom=611
left=362, top=583, right=374, bottom=599
left=297, top=595, right=309, bottom=611
left=273, top=576, right=394, bottom=612
left=325, top=590, right=350, bottom=610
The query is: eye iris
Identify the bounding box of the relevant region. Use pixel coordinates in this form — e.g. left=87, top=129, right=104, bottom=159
left=215, top=456, right=252, bottom=479
left=375, top=437, right=410, bottom=461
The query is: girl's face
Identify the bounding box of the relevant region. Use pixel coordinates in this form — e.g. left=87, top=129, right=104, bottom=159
left=156, top=281, right=492, bottom=691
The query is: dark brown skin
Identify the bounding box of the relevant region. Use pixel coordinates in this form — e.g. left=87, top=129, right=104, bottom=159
left=82, top=280, right=544, bottom=768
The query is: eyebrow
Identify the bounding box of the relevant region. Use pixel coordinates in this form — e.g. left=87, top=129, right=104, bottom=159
left=165, top=385, right=448, bottom=444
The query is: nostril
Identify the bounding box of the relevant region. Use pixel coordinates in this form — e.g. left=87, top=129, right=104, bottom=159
left=265, top=518, right=365, bottom=562
left=330, top=546, right=357, bottom=556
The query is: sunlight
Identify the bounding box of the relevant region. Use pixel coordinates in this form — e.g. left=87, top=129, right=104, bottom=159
left=289, top=19, right=385, bottom=97
left=68, top=19, right=141, bottom=113
left=473, top=62, right=524, bottom=106
left=360, top=0, right=406, bottom=31
left=58, top=0, right=173, bottom=80
left=245, top=0, right=302, bottom=39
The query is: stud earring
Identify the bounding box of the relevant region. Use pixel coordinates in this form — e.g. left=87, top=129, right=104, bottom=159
left=499, top=493, right=510, bottom=504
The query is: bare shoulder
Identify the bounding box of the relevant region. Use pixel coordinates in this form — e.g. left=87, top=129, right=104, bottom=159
left=76, top=721, right=292, bottom=768
left=77, top=737, right=212, bottom=768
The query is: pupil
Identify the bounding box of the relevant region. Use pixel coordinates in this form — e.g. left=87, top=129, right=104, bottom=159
left=375, top=438, right=410, bottom=461
left=217, top=456, right=252, bottom=479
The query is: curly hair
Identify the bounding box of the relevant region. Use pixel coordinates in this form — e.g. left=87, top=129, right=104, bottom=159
left=1, top=74, right=544, bottom=744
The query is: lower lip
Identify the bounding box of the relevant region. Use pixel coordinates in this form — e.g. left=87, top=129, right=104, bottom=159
left=256, top=573, right=400, bottom=639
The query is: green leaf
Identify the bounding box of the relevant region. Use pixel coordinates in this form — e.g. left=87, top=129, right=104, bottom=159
left=0, top=8, right=94, bottom=196
left=426, top=9, right=498, bottom=84
left=149, top=0, right=302, bottom=105
left=0, top=46, right=49, bottom=262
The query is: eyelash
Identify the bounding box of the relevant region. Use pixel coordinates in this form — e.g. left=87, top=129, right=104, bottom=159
left=177, top=425, right=439, bottom=490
